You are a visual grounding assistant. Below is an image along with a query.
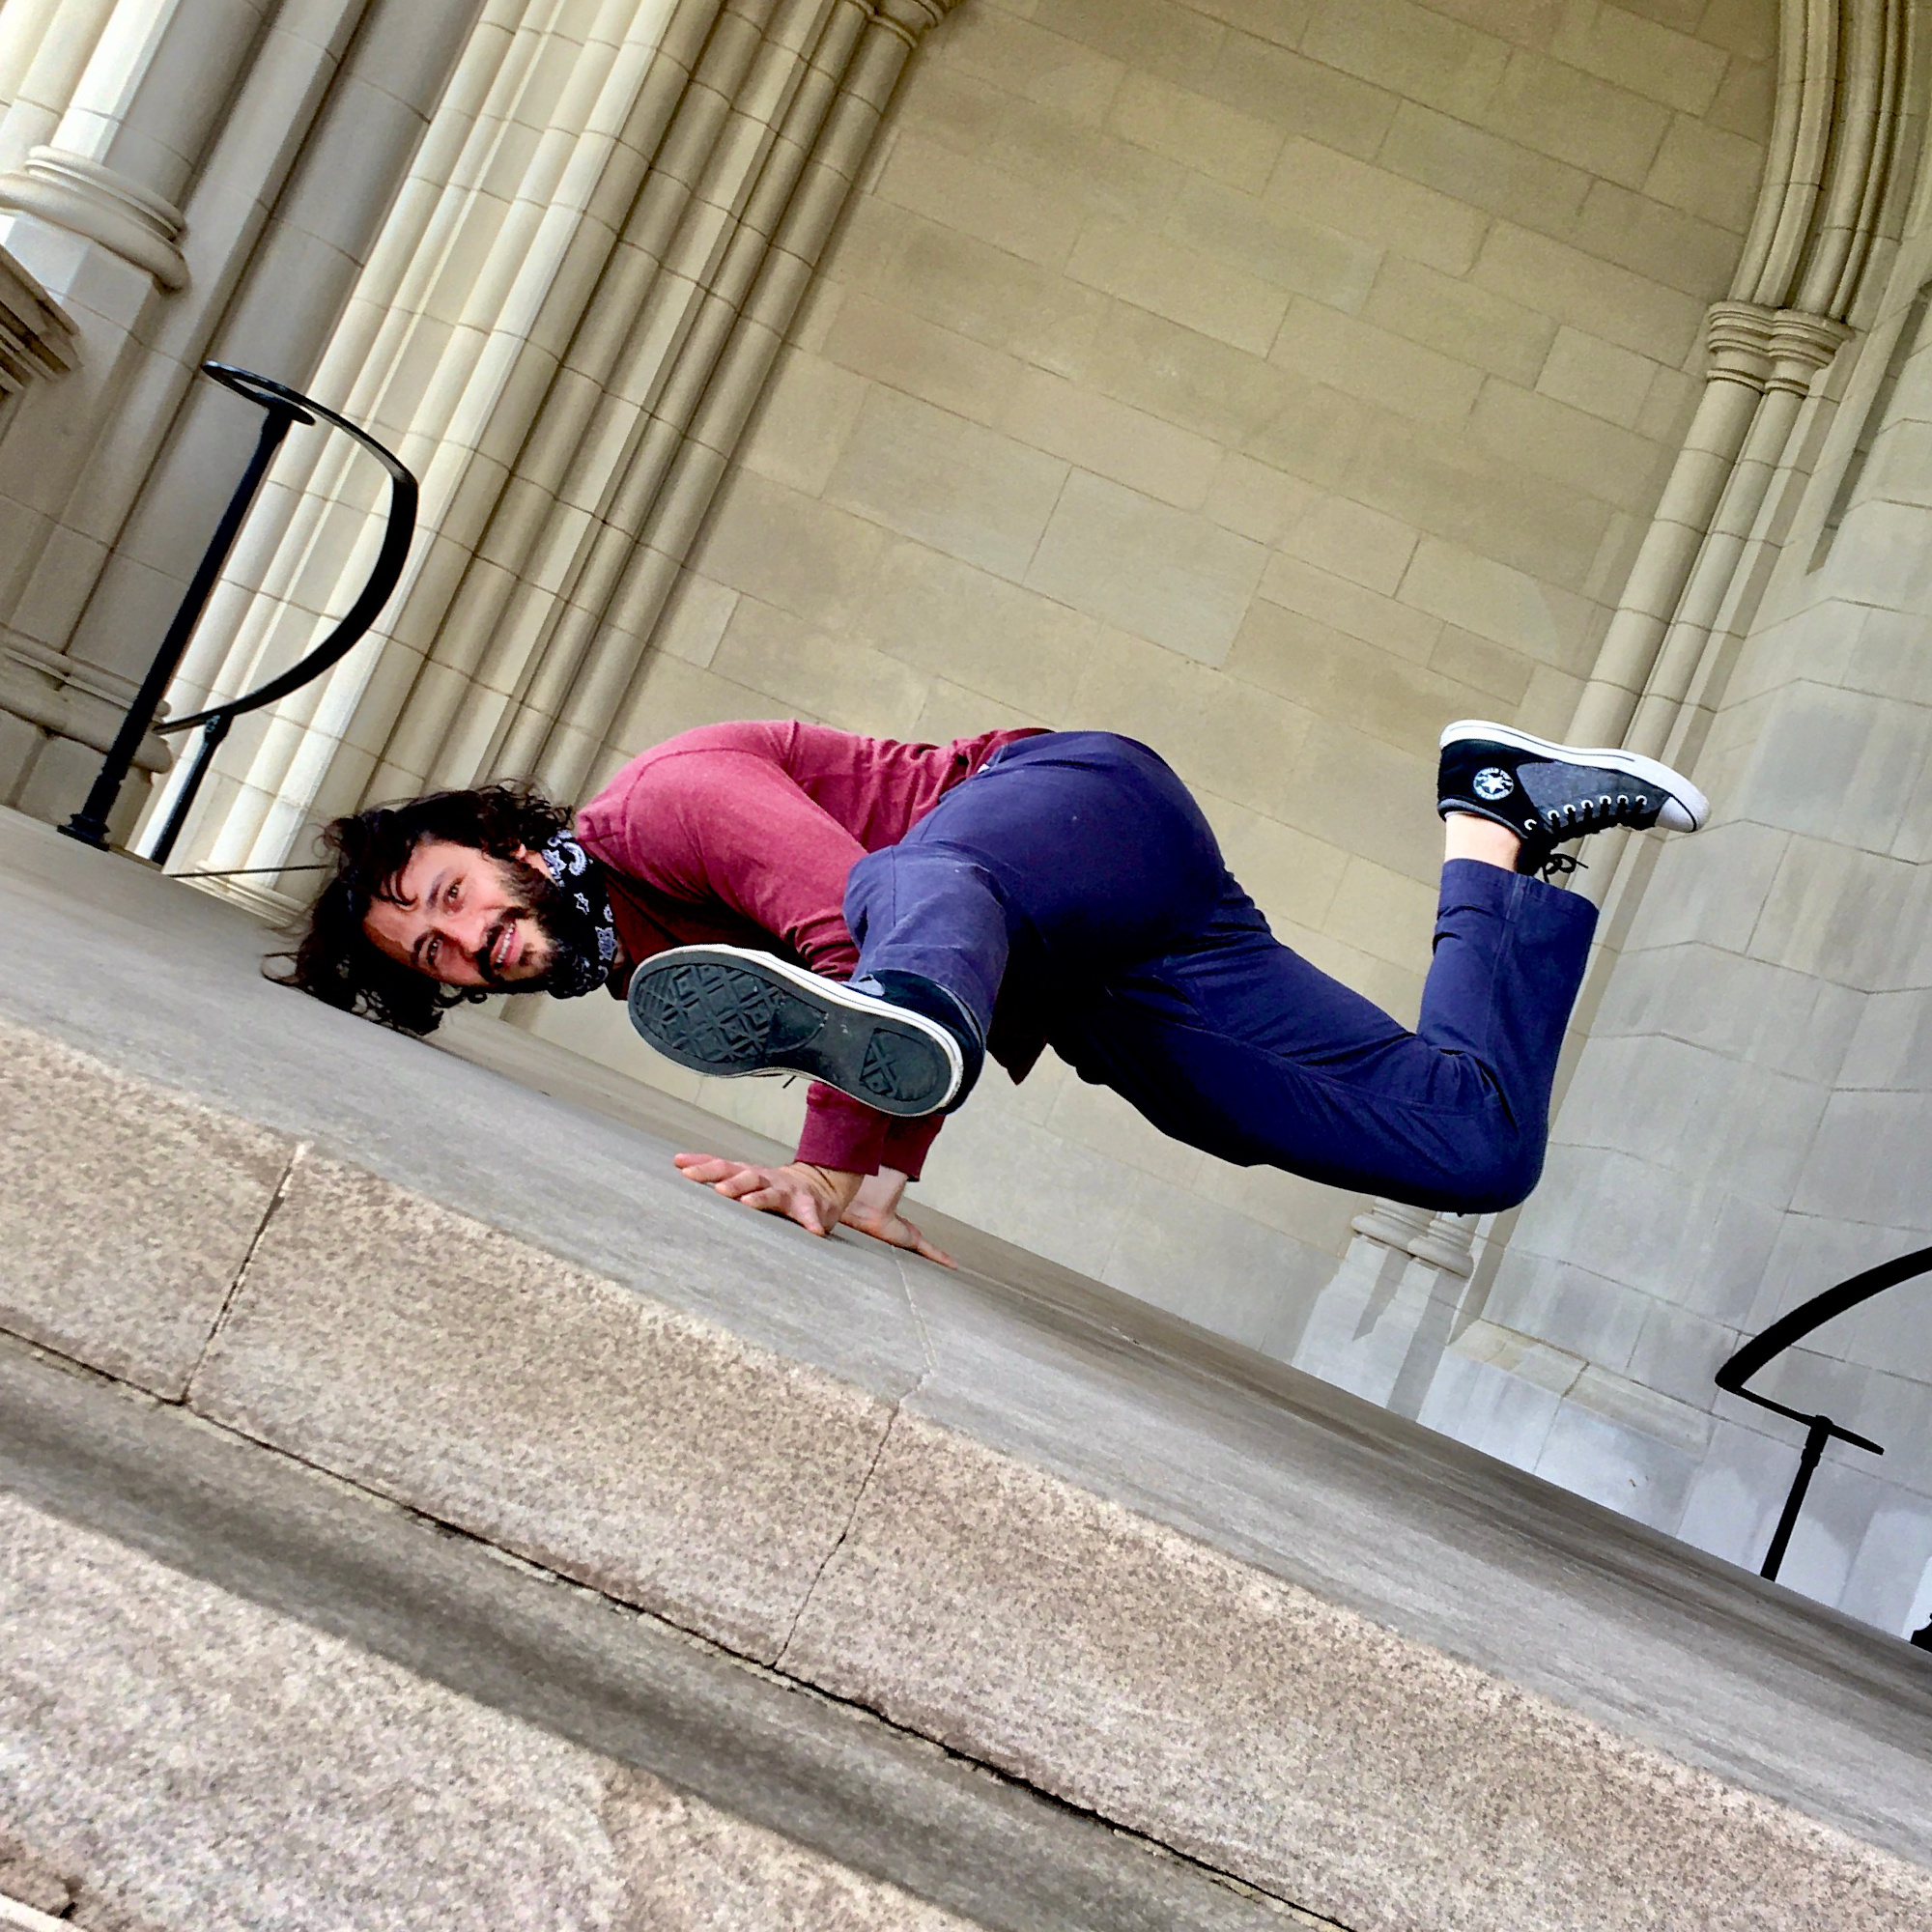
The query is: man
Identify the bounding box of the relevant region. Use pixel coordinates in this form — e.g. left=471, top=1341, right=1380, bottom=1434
left=286, top=720, right=1705, bottom=1266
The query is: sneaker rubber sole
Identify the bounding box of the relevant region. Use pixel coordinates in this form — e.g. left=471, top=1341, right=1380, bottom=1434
left=627, top=944, right=963, bottom=1118
left=1439, top=720, right=1709, bottom=831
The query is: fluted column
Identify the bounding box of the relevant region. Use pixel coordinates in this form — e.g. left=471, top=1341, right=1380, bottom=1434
left=0, top=0, right=277, bottom=294
left=174, top=0, right=960, bottom=889
left=521, top=0, right=959, bottom=804
left=1567, top=305, right=1782, bottom=747
left=0, top=0, right=121, bottom=178
left=92, top=0, right=485, bottom=867
left=1623, top=309, right=1848, bottom=761
left=1566, top=0, right=1903, bottom=783
left=159, top=0, right=714, bottom=878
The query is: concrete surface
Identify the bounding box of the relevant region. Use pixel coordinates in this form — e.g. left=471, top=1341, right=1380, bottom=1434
left=4, top=808, right=1932, bottom=1930
left=784, top=1408, right=1926, bottom=1932
left=0, top=1016, right=290, bottom=1398
left=0, top=1481, right=977, bottom=1932
left=192, top=1150, right=895, bottom=1664
left=0, top=1337, right=1302, bottom=1932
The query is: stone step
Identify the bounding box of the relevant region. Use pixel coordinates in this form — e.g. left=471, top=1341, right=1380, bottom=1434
left=0, top=1334, right=1296, bottom=1932
left=4, top=805, right=1931, bottom=1932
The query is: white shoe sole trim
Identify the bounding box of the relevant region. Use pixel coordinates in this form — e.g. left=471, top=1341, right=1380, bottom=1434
left=1438, top=719, right=1708, bottom=832
left=642, top=943, right=966, bottom=1102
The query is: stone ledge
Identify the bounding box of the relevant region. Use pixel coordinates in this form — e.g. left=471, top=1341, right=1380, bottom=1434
left=0, top=1016, right=291, bottom=1398
left=190, top=1146, right=895, bottom=1665
left=4, top=810, right=1932, bottom=1931
left=0, top=1484, right=979, bottom=1932
left=0, top=1335, right=1310, bottom=1932
left=4, top=1007, right=1930, bottom=1931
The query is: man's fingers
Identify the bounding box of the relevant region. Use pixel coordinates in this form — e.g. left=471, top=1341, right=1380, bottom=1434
left=897, top=1216, right=956, bottom=1267
left=675, top=1153, right=838, bottom=1237
left=674, top=1151, right=745, bottom=1182
left=842, top=1205, right=957, bottom=1267
left=744, top=1184, right=832, bottom=1234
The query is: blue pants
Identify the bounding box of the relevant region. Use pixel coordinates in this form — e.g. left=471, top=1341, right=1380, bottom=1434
left=843, top=732, right=1597, bottom=1212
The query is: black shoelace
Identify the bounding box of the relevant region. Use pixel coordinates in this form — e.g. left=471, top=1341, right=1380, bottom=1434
left=1547, top=790, right=1651, bottom=832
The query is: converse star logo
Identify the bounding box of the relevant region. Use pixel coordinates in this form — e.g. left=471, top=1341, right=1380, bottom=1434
left=1472, top=766, right=1514, bottom=802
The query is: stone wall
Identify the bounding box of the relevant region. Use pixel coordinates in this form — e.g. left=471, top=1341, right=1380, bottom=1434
left=522, top=0, right=1780, bottom=1342
left=1452, top=205, right=1932, bottom=1638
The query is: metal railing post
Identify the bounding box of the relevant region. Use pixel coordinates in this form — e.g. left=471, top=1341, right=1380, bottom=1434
left=53, top=362, right=415, bottom=867
left=1715, top=1249, right=1923, bottom=1586
left=60, top=390, right=312, bottom=848
left=1758, top=1414, right=1833, bottom=1582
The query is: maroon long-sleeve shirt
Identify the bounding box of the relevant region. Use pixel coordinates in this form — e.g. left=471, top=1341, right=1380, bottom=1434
left=576, top=720, right=1040, bottom=1177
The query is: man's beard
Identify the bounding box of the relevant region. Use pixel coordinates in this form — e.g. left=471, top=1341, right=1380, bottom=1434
left=475, top=851, right=605, bottom=996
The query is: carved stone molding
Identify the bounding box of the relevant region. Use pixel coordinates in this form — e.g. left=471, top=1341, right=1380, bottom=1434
left=1766, top=307, right=1854, bottom=393
left=1570, top=0, right=1903, bottom=764
left=1350, top=1198, right=1435, bottom=1253
left=0, top=146, right=188, bottom=291
left=1703, top=300, right=1778, bottom=389
left=1350, top=1198, right=1480, bottom=1277
left=0, top=633, right=167, bottom=770
left=1407, top=1213, right=1478, bottom=1278
left=1702, top=300, right=1853, bottom=396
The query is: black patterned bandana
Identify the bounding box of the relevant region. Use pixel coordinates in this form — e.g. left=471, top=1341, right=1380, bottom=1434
left=533, top=830, right=617, bottom=1000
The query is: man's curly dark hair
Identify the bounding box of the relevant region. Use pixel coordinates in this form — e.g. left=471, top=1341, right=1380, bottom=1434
left=273, top=781, right=573, bottom=1035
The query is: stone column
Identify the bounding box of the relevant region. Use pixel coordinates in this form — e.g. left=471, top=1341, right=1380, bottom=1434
left=0, top=0, right=375, bottom=832
left=519, top=0, right=960, bottom=806
left=1349, top=1199, right=1435, bottom=1256
left=159, top=0, right=717, bottom=878
left=92, top=0, right=485, bottom=864
left=1567, top=305, right=1780, bottom=749
left=0, top=0, right=276, bottom=288
left=1566, top=0, right=1903, bottom=777
left=1624, top=309, right=1849, bottom=762
left=0, top=0, right=121, bottom=178
left=174, top=0, right=960, bottom=887
left=1396, top=0, right=1916, bottom=1514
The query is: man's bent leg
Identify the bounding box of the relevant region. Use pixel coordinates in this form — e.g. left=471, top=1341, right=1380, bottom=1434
left=844, top=730, right=1227, bottom=1036
left=634, top=733, right=1225, bottom=1120
left=843, top=845, right=1011, bottom=1042
left=1414, top=859, right=1597, bottom=1191
left=1056, top=864, right=1596, bottom=1212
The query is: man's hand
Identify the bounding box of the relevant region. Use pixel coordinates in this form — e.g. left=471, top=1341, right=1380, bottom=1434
left=842, top=1167, right=955, bottom=1267
left=673, top=1152, right=861, bottom=1237
left=672, top=1154, right=954, bottom=1265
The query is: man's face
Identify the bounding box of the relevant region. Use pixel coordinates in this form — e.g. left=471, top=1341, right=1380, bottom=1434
left=363, top=837, right=561, bottom=989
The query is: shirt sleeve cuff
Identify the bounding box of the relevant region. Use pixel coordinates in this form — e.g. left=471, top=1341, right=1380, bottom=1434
left=877, top=1112, right=945, bottom=1181
left=795, top=1084, right=892, bottom=1176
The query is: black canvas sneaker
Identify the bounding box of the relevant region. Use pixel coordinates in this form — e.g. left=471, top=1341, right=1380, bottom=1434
left=1437, top=720, right=1708, bottom=877
left=627, top=945, right=977, bottom=1118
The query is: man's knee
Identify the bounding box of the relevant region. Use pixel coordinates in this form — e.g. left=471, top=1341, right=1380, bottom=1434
left=1451, top=1137, right=1545, bottom=1214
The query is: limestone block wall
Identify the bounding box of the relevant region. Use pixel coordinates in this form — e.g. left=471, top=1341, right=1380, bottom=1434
left=523, top=0, right=1780, bottom=1340
left=1452, top=204, right=1932, bottom=1638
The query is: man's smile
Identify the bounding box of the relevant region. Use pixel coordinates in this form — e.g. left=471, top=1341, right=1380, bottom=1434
left=488, top=918, right=523, bottom=975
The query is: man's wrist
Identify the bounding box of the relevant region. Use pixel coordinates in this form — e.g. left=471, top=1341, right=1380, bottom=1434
left=796, top=1161, right=862, bottom=1209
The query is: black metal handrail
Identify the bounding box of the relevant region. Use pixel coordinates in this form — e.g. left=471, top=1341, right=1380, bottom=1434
left=1715, top=1245, right=1931, bottom=1632
left=62, top=362, right=417, bottom=865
